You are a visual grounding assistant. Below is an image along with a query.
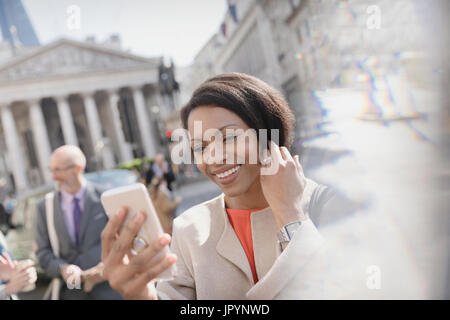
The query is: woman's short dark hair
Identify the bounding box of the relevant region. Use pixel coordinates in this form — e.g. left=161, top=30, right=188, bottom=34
left=180, top=73, right=295, bottom=149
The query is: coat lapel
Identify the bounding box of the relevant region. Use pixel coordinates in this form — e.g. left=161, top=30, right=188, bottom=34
left=53, top=192, right=76, bottom=247
left=215, top=178, right=320, bottom=286
left=251, top=178, right=319, bottom=281
left=79, top=183, right=97, bottom=244
left=251, top=208, right=279, bottom=281
left=215, top=193, right=255, bottom=285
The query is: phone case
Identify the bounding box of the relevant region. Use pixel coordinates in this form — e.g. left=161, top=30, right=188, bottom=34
left=100, top=183, right=177, bottom=281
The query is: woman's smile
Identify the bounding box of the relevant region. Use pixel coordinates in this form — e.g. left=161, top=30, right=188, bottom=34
left=211, top=164, right=242, bottom=185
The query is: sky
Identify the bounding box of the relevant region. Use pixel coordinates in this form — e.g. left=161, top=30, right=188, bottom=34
left=20, top=0, right=227, bottom=66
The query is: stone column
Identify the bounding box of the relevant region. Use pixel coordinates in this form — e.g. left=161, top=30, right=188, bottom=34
left=82, top=92, right=115, bottom=169
left=0, top=103, right=27, bottom=192
left=28, top=99, right=52, bottom=183
left=131, top=86, right=157, bottom=158
left=108, top=91, right=133, bottom=163
left=55, top=95, right=78, bottom=146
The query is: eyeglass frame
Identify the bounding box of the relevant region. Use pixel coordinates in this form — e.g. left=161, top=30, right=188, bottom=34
left=48, top=164, right=76, bottom=174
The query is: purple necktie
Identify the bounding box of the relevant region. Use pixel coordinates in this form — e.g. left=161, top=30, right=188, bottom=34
left=73, top=197, right=82, bottom=246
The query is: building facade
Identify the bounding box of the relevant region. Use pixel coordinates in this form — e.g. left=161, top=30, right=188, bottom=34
left=0, top=37, right=175, bottom=195
left=179, top=0, right=441, bottom=156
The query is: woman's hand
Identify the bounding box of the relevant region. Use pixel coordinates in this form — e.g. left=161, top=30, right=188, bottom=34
left=81, top=262, right=105, bottom=293
left=101, top=207, right=177, bottom=300
left=4, top=261, right=37, bottom=296
left=0, top=253, right=16, bottom=281
left=60, top=264, right=82, bottom=288
left=260, top=140, right=307, bottom=229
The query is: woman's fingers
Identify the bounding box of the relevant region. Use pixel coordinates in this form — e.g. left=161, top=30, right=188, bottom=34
left=2, top=253, right=15, bottom=269
left=140, top=253, right=176, bottom=284
left=293, top=155, right=300, bottom=171
left=130, top=234, right=171, bottom=270
left=108, top=211, right=147, bottom=266
left=269, top=140, right=284, bottom=165
left=17, top=259, right=34, bottom=271
left=294, top=155, right=305, bottom=176
left=280, top=146, right=294, bottom=162
left=101, top=207, right=128, bottom=262
left=108, top=235, right=174, bottom=296
left=123, top=254, right=177, bottom=297
left=24, top=267, right=37, bottom=283
left=109, top=238, right=165, bottom=287
left=15, top=267, right=36, bottom=282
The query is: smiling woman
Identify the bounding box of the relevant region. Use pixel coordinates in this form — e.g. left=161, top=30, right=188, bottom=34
left=101, top=73, right=339, bottom=300
left=181, top=73, right=297, bottom=211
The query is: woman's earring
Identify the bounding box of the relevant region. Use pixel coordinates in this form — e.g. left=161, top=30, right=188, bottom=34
left=260, top=157, right=272, bottom=167
left=259, top=146, right=272, bottom=167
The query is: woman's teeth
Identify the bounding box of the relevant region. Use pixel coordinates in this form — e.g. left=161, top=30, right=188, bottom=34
left=216, top=165, right=241, bottom=178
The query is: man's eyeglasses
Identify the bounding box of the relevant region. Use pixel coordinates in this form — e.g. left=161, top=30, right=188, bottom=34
left=49, top=165, right=76, bottom=174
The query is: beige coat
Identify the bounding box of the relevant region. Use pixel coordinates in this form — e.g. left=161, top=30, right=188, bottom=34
left=156, top=178, right=328, bottom=300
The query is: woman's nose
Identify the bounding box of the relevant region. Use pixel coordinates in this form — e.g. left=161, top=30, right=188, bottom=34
left=203, top=142, right=225, bottom=165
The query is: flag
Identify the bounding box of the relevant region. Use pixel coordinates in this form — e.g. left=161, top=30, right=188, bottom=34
left=227, top=0, right=238, bottom=23
left=221, top=21, right=227, bottom=37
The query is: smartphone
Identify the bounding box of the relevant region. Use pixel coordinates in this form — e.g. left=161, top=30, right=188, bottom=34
left=100, top=183, right=177, bottom=281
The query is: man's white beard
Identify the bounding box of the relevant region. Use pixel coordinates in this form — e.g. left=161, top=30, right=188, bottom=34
left=54, top=179, right=75, bottom=193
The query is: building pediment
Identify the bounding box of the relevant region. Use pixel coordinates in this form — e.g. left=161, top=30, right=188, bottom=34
left=0, top=38, right=160, bottom=82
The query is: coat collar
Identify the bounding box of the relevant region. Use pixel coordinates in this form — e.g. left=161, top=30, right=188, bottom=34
left=215, top=195, right=255, bottom=285
left=214, top=178, right=319, bottom=285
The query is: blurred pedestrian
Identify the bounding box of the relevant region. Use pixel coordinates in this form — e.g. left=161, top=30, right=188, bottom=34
left=147, top=176, right=182, bottom=235
left=1, top=230, right=37, bottom=300
left=145, top=153, right=176, bottom=191
left=35, top=145, right=121, bottom=300
left=0, top=201, right=16, bottom=232
left=3, top=195, right=16, bottom=215
left=0, top=203, right=7, bottom=230
left=129, top=167, right=143, bottom=184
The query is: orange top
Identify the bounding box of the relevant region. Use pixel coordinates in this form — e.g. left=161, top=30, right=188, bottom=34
left=225, top=207, right=268, bottom=284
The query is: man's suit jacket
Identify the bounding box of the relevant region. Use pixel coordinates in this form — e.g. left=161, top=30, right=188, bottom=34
left=35, top=182, right=121, bottom=300
left=156, top=178, right=335, bottom=300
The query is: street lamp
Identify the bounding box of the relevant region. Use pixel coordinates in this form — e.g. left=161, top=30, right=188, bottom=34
left=151, top=105, right=170, bottom=160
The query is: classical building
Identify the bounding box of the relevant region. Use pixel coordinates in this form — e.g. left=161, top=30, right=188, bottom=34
left=0, top=37, right=176, bottom=195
